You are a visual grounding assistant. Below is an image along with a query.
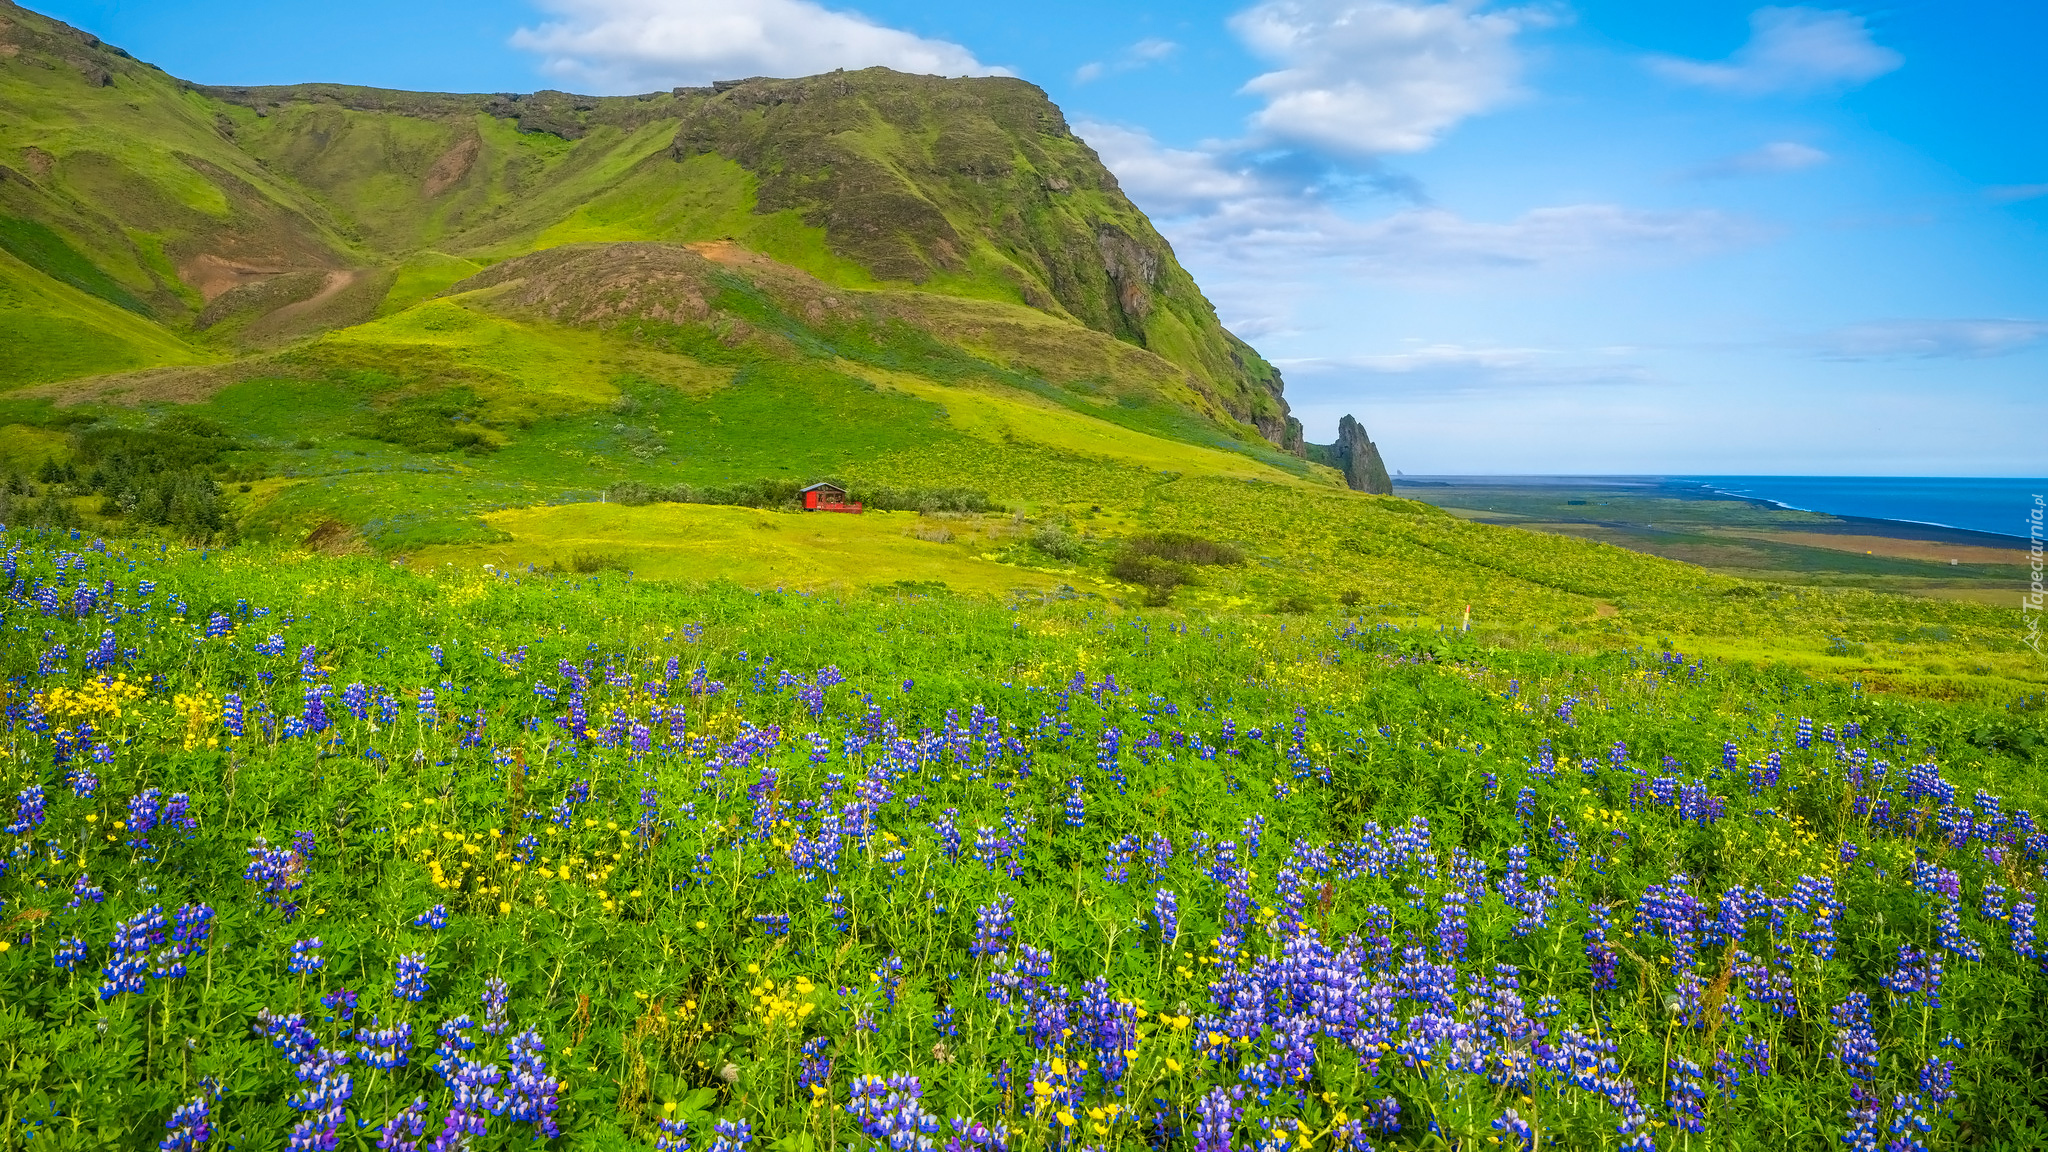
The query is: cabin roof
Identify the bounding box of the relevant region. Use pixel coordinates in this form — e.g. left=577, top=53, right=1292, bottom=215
left=798, top=482, right=845, bottom=494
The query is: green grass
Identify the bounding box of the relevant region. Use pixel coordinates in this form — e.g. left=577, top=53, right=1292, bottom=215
left=1, top=532, right=2046, bottom=1147
left=0, top=250, right=209, bottom=387
left=374, top=252, right=486, bottom=317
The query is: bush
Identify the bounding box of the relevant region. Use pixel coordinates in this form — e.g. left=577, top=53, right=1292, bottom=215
left=1111, top=553, right=1192, bottom=605
left=1030, top=523, right=1087, bottom=562
left=554, top=551, right=629, bottom=575
left=852, top=485, right=993, bottom=514
left=1122, top=531, right=1243, bottom=567
left=600, top=479, right=995, bottom=515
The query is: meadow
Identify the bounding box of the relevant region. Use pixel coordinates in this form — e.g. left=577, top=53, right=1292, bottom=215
left=2, top=526, right=2045, bottom=1150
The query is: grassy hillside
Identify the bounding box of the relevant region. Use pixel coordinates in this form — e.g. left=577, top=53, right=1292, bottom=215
left=0, top=0, right=2037, bottom=701
left=0, top=0, right=1297, bottom=442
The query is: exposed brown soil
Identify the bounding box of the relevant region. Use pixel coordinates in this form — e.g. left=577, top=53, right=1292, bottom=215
left=21, top=145, right=51, bottom=179
left=181, top=253, right=294, bottom=303
left=264, top=269, right=364, bottom=326
left=303, top=520, right=364, bottom=555
left=423, top=135, right=479, bottom=198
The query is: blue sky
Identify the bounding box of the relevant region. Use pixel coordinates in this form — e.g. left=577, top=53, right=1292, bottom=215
left=36, top=0, right=2048, bottom=475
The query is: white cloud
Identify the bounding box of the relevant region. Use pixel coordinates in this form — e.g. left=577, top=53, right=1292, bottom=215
left=1276, top=343, right=1652, bottom=393
left=1685, top=140, right=1828, bottom=180
left=1074, top=121, right=1266, bottom=215
left=1649, top=6, right=1901, bottom=96
left=1083, top=121, right=1763, bottom=343
left=1162, top=196, right=1761, bottom=278
left=1817, top=319, right=2048, bottom=360
left=1075, top=37, right=1179, bottom=84
left=1227, top=0, right=1547, bottom=155
left=511, top=0, right=1002, bottom=93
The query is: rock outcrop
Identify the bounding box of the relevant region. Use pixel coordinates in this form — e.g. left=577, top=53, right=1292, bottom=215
left=1310, top=415, right=1393, bottom=495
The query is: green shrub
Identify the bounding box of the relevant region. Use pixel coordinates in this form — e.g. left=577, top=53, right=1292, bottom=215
left=1122, top=530, right=1243, bottom=566
left=1030, top=522, right=1087, bottom=561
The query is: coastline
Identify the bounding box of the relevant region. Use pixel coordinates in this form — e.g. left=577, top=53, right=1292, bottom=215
left=1390, top=475, right=2034, bottom=605
left=1395, top=475, right=2036, bottom=546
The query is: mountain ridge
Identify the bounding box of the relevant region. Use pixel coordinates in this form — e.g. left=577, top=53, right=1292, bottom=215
left=0, top=0, right=1427, bottom=575
left=0, top=0, right=1328, bottom=454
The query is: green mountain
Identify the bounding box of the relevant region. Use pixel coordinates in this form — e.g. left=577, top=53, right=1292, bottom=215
left=0, top=0, right=1298, bottom=434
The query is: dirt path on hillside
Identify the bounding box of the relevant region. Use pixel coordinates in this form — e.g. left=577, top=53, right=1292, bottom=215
left=260, top=269, right=365, bottom=327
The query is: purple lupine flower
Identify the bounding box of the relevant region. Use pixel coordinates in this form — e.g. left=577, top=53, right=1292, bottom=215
left=1935, top=895, right=1983, bottom=961
left=1491, top=1108, right=1534, bottom=1151
left=127, top=788, right=163, bottom=848
left=69, top=766, right=99, bottom=799
left=413, top=905, right=448, bottom=931
left=481, top=977, right=510, bottom=1036
left=54, top=937, right=89, bottom=971
left=505, top=1028, right=563, bottom=1137
left=321, top=988, right=358, bottom=1022
left=1193, top=1086, right=1242, bottom=1152
left=798, top=1035, right=833, bottom=1100
left=2012, top=897, right=2039, bottom=962
left=655, top=1114, right=690, bottom=1152
left=159, top=1093, right=212, bottom=1152
left=1880, top=945, right=1943, bottom=1010
left=392, top=953, right=430, bottom=1002
left=244, top=836, right=309, bottom=921
left=356, top=1018, right=414, bottom=1070
left=288, top=938, right=325, bottom=975
left=947, top=1117, right=1009, bottom=1152
left=1435, top=889, right=1469, bottom=961
left=1919, top=1053, right=1957, bottom=1106
left=4, top=783, right=46, bottom=835
left=1830, top=992, right=1879, bottom=1081
left=1667, top=1056, right=1707, bottom=1134
left=1144, top=832, right=1173, bottom=882
left=157, top=904, right=213, bottom=980
left=377, top=1098, right=429, bottom=1152
left=708, top=1118, right=754, bottom=1152
left=1103, top=834, right=1135, bottom=884
left=847, top=1076, right=938, bottom=1150
left=101, top=906, right=168, bottom=1001
left=66, top=872, right=106, bottom=909
left=971, top=894, right=1015, bottom=959
left=222, top=693, right=244, bottom=739
left=1153, top=889, right=1179, bottom=947
left=1062, top=776, right=1085, bottom=828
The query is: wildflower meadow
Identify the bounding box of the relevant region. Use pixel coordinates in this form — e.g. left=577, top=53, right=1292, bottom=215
left=2, top=527, right=2045, bottom=1151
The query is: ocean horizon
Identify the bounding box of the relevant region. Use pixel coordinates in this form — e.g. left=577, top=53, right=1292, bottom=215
left=1678, top=476, right=2045, bottom=541
left=1392, top=475, right=2046, bottom=541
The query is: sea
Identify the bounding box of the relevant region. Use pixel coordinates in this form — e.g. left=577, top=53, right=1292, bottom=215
left=1680, top=476, right=2046, bottom=542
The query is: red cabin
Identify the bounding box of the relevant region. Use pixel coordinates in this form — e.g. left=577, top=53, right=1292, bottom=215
left=799, top=482, right=863, bottom=514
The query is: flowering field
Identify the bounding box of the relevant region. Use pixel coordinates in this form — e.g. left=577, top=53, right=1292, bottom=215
left=2, top=528, right=2046, bottom=1151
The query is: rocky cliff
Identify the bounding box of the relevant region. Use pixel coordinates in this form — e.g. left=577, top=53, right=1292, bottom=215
left=1309, top=415, right=1394, bottom=495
